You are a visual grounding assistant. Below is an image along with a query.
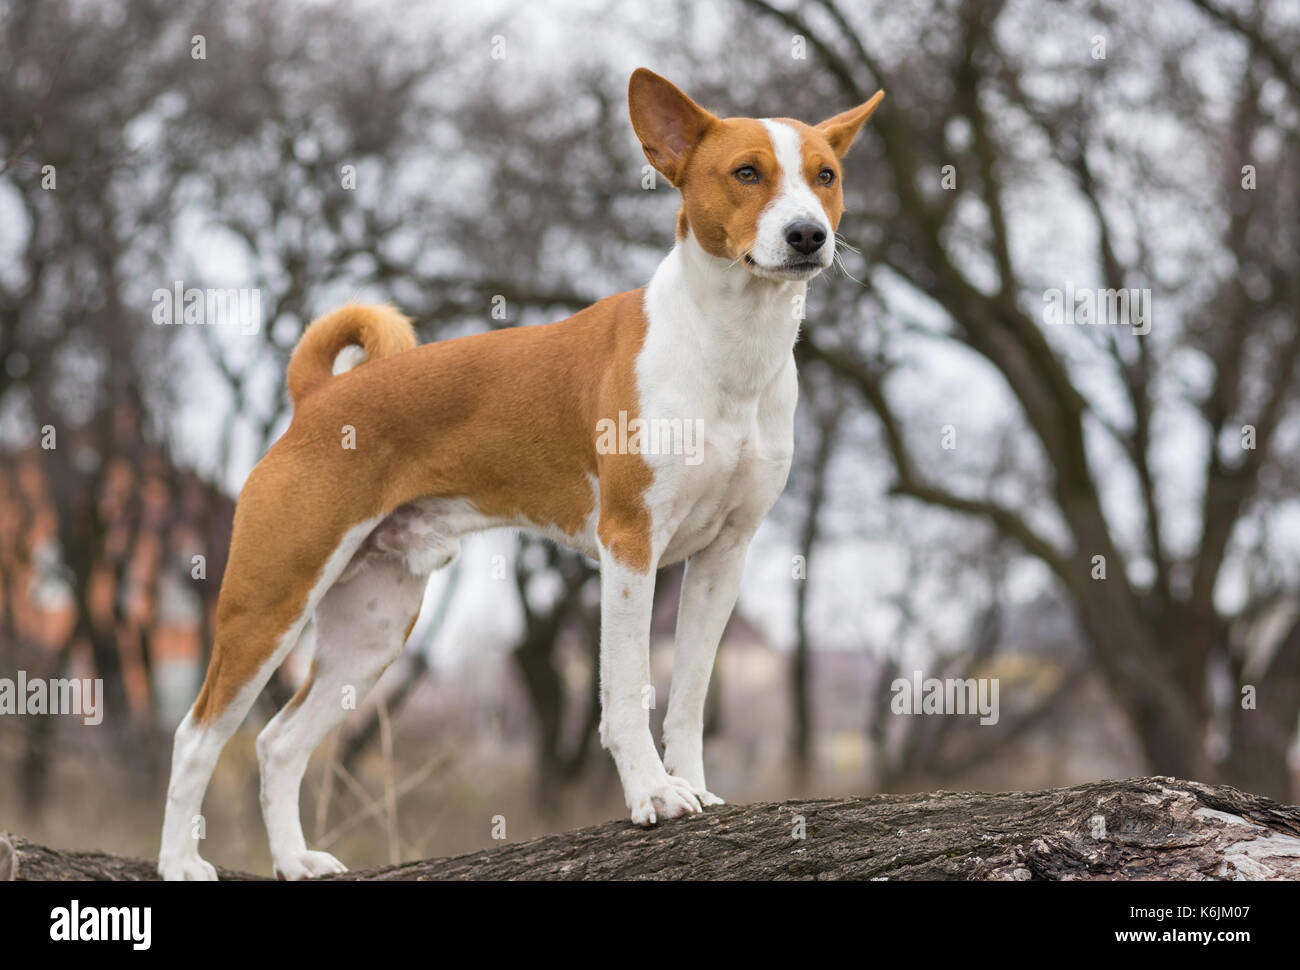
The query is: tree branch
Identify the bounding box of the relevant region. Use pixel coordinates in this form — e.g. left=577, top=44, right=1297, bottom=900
left=6, top=778, right=1299, bottom=880
left=799, top=338, right=1076, bottom=591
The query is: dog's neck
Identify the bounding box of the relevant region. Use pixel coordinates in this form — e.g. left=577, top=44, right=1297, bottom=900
left=642, top=229, right=805, bottom=400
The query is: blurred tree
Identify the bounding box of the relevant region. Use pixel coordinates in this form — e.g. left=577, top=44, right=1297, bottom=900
left=0, top=0, right=209, bottom=807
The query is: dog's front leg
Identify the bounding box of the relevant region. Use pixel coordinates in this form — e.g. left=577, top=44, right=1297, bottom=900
left=662, top=525, right=753, bottom=807
left=599, top=551, right=702, bottom=826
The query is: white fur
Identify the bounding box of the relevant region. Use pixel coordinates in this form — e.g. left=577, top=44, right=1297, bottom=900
left=332, top=344, right=367, bottom=375
left=590, top=115, right=819, bottom=810
left=749, top=120, right=835, bottom=277
left=598, top=550, right=701, bottom=824
left=344, top=497, right=473, bottom=581
left=595, top=227, right=800, bottom=816
left=257, top=556, right=428, bottom=879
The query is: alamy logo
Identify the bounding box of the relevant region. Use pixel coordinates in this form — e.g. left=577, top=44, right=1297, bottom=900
left=595, top=410, right=704, bottom=465
left=151, top=281, right=261, bottom=335
left=1042, top=281, right=1151, bottom=335
left=49, top=900, right=151, bottom=950
left=0, top=670, right=103, bottom=725
left=890, top=670, right=999, bottom=725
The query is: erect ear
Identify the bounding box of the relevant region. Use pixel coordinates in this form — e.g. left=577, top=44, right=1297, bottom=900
left=815, top=90, right=885, bottom=158
left=628, top=68, right=716, bottom=186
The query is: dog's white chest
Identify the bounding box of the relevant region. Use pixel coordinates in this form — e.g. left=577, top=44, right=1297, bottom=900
left=634, top=242, right=804, bottom=566
left=636, top=351, right=797, bottom=567
left=654, top=393, right=794, bottom=565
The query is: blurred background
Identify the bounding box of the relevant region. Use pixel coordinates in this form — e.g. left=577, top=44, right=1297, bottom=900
left=2, top=0, right=1299, bottom=874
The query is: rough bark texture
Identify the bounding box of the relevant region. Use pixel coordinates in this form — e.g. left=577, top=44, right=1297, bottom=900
left=5, top=777, right=1300, bottom=881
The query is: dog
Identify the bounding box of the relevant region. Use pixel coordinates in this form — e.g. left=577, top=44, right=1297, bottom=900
left=158, top=68, right=883, bottom=880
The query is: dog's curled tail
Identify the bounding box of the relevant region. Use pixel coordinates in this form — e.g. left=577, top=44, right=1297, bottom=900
left=286, top=303, right=417, bottom=406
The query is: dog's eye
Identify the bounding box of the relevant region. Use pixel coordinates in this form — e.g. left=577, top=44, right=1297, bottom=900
left=817, top=168, right=836, bottom=186
left=734, top=165, right=760, bottom=183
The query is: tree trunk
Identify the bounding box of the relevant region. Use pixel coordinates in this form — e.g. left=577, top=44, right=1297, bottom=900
left=1224, top=615, right=1300, bottom=801
left=6, top=777, right=1298, bottom=880
left=1069, top=576, right=1211, bottom=782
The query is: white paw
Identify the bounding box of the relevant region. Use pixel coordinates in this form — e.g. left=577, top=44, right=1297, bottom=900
left=696, top=789, right=726, bottom=807
left=665, top=774, right=725, bottom=808
left=662, top=758, right=725, bottom=808
left=627, top=773, right=703, bottom=827
left=158, top=854, right=218, bottom=881
left=273, top=849, right=348, bottom=881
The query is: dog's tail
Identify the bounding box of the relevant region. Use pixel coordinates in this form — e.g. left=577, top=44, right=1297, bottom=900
left=286, top=303, right=417, bottom=407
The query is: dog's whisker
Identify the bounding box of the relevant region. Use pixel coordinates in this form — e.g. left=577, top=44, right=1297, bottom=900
left=831, top=247, right=867, bottom=287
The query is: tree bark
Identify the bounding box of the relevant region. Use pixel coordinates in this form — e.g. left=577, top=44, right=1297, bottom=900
left=5, top=777, right=1299, bottom=881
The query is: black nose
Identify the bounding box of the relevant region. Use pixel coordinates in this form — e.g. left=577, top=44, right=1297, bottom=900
left=784, top=221, right=826, bottom=256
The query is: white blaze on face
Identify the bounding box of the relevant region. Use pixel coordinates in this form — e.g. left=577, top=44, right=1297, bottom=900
left=752, top=120, right=835, bottom=273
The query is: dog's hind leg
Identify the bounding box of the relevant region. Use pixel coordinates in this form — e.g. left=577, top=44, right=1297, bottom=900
left=158, top=619, right=314, bottom=881
left=158, top=516, right=379, bottom=881
left=256, top=556, right=429, bottom=880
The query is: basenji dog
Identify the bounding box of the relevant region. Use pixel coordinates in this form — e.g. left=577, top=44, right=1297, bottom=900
left=158, top=68, right=883, bottom=880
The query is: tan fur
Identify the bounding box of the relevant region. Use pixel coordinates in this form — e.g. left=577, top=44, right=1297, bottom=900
left=193, top=290, right=652, bottom=723
left=286, top=303, right=417, bottom=406
left=630, top=71, right=882, bottom=258
left=401, top=614, right=419, bottom=644
left=283, top=660, right=316, bottom=713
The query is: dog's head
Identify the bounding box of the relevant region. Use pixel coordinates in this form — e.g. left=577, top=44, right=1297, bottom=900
left=629, top=68, right=883, bottom=282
